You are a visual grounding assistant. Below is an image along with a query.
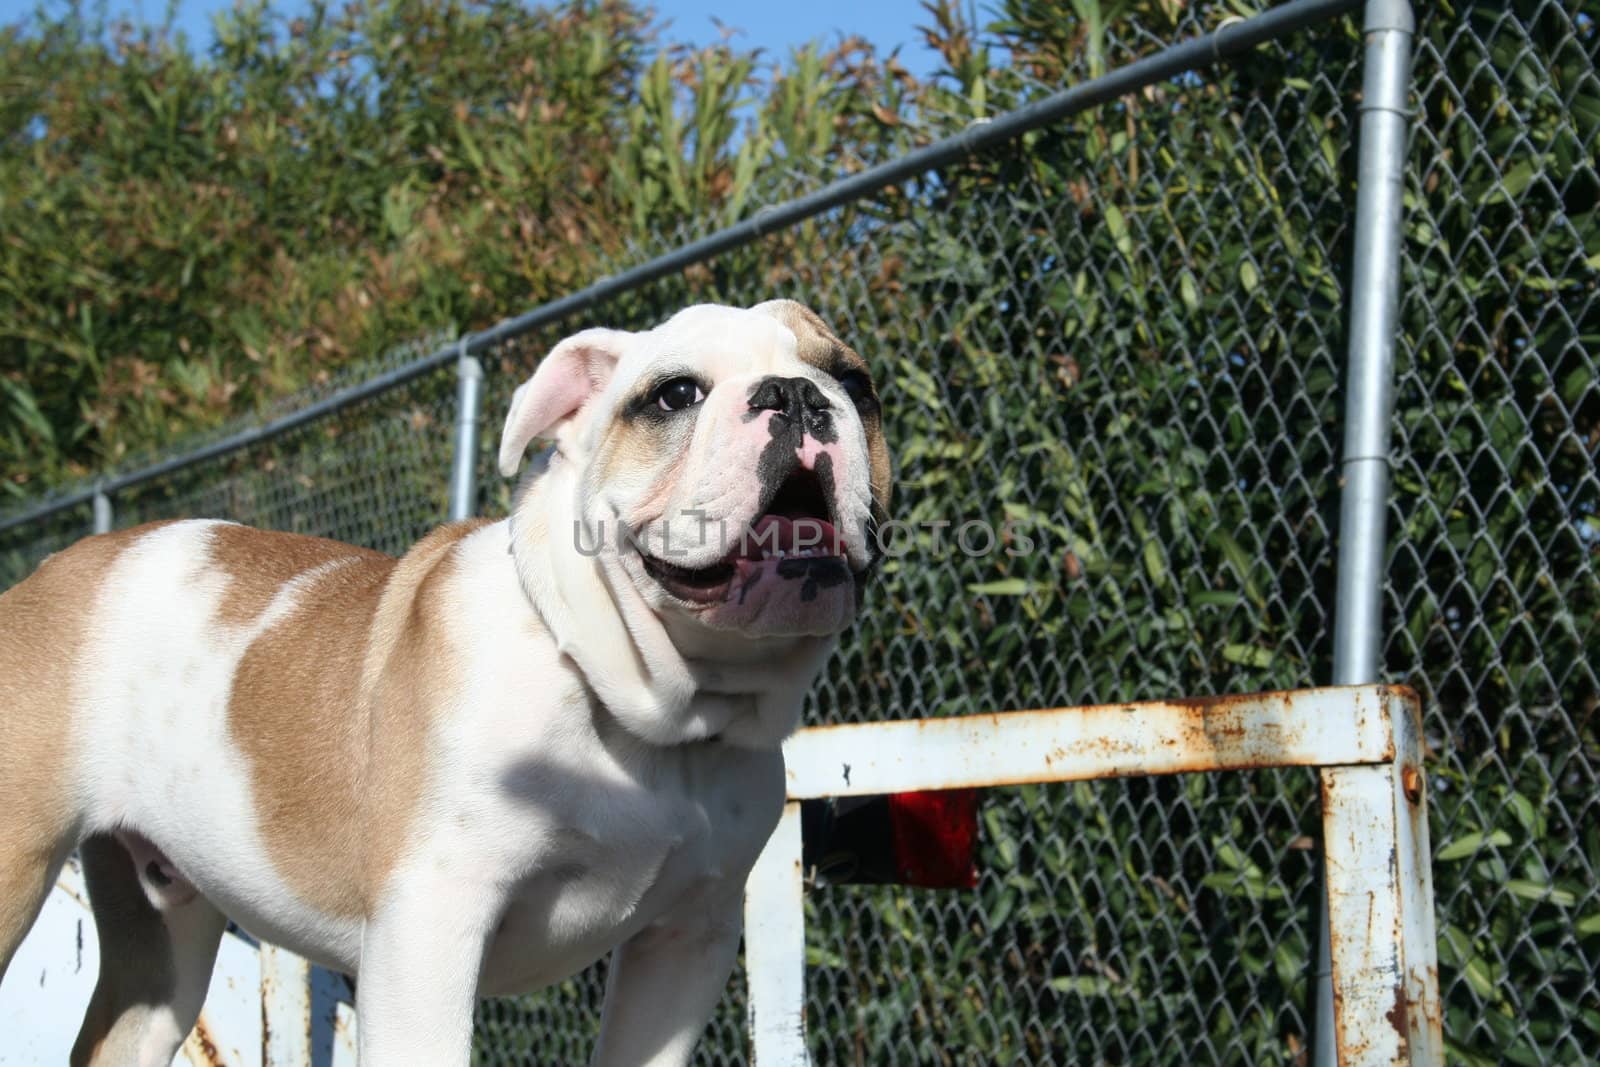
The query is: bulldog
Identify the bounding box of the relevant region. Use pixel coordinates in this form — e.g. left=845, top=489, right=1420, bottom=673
left=0, top=300, right=891, bottom=1066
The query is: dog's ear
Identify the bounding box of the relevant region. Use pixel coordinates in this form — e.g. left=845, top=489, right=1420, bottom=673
left=498, top=328, right=631, bottom=476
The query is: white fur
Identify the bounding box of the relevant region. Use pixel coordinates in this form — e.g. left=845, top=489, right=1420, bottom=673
left=70, top=521, right=368, bottom=969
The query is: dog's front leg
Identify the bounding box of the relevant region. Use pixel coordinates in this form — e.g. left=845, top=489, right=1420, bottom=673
left=355, top=875, right=498, bottom=1067
left=590, top=883, right=746, bottom=1067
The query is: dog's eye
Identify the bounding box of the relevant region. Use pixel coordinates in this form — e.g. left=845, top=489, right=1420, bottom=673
left=653, top=377, right=706, bottom=412
left=835, top=370, right=873, bottom=408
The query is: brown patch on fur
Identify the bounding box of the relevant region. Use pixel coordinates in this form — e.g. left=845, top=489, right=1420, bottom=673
left=0, top=522, right=177, bottom=976
left=209, top=523, right=388, bottom=628
left=756, top=300, right=893, bottom=512
left=759, top=300, right=869, bottom=376
left=600, top=424, right=689, bottom=531
left=224, top=520, right=490, bottom=918
left=597, top=418, right=677, bottom=486
left=359, top=520, right=491, bottom=905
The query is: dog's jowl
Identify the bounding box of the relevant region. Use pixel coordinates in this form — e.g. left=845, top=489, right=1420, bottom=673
left=0, top=301, right=892, bottom=1067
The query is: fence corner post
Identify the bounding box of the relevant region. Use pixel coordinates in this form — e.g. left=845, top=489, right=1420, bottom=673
left=448, top=337, right=484, bottom=522
left=1318, top=1, right=1416, bottom=1065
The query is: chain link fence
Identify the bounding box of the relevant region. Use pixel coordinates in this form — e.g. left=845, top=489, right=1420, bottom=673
left=1, top=2, right=1594, bottom=1064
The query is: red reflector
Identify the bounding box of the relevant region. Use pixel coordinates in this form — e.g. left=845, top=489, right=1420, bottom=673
left=887, top=788, right=979, bottom=889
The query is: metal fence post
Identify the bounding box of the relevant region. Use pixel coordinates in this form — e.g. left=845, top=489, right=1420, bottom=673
left=1317, top=1, right=1415, bottom=1064
left=91, top=488, right=112, bottom=535
left=448, top=338, right=484, bottom=522
left=744, top=802, right=809, bottom=1064
left=1319, top=691, right=1442, bottom=1065
left=259, top=944, right=312, bottom=1066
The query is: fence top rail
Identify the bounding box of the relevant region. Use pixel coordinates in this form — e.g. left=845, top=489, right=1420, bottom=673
left=0, top=0, right=1361, bottom=538
left=782, top=684, right=1415, bottom=798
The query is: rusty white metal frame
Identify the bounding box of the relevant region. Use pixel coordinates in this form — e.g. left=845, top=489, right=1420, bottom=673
left=259, top=945, right=312, bottom=1065
left=743, top=684, right=1443, bottom=1066
left=4, top=855, right=342, bottom=1066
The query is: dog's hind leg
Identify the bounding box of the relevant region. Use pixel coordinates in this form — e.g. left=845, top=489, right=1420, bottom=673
left=1, top=529, right=141, bottom=986
left=0, top=683, right=80, bottom=984
left=0, top=834, right=71, bottom=983
left=70, top=833, right=226, bottom=1067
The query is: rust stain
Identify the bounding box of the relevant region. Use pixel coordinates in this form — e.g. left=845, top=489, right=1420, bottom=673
left=331, top=1001, right=359, bottom=1053
left=189, top=1014, right=225, bottom=1067
left=1165, top=688, right=1284, bottom=713
left=1379, top=683, right=1422, bottom=711
left=1081, top=736, right=1139, bottom=757
left=1329, top=983, right=1358, bottom=1059
left=259, top=970, right=273, bottom=1054
left=1386, top=982, right=1410, bottom=1044
left=1322, top=793, right=1352, bottom=1055
left=795, top=686, right=1322, bottom=737
left=1410, top=963, right=1443, bottom=1032
left=1200, top=718, right=1248, bottom=742
left=1401, top=764, right=1423, bottom=805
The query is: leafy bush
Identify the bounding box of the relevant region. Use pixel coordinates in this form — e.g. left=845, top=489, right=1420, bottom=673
left=0, top=0, right=913, bottom=494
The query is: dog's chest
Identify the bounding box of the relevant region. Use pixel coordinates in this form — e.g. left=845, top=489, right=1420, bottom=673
left=472, top=736, right=783, bottom=995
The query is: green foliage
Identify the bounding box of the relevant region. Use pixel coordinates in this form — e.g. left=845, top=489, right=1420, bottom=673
left=0, top=0, right=624, bottom=487
left=1394, top=5, right=1600, bottom=1060
left=0, top=0, right=912, bottom=496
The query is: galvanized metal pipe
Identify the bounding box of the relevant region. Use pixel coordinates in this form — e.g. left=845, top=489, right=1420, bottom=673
left=1318, top=2, right=1415, bottom=1064
left=448, top=343, right=484, bottom=521
left=91, top=489, right=112, bottom=535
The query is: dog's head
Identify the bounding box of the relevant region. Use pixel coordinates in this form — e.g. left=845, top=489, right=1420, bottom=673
left=499, top=301, right=892, bottom=639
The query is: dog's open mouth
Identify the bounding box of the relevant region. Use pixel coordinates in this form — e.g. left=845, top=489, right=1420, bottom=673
left=640, top=468, right=848, bottom=604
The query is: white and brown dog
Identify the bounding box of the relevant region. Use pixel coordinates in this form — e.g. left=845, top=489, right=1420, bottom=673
left=0, top=301, right=891, bottom=1066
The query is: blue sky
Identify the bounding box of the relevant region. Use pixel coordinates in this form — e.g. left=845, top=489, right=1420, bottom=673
left=1, top=0, right=953, bottom=79
left=653, top=0, right=948, bottom=78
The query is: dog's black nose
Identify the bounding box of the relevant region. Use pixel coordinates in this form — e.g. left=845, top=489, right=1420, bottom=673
left=748, top=376, right=833, bottom=419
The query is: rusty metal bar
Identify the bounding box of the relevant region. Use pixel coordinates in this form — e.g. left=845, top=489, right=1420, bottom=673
left=744, top=802, right=809, bottom=1064
left=330, top=999, right=359, bottom=1067
left=1320, top=691, right=1442, bottom=1065
left=259, top=945, right=312, bottom=1066
left=783, top=686, right=1398, bottom=799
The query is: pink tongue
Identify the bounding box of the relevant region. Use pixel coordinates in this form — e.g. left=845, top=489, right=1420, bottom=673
left=741, top=514, right=842, bottom=560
